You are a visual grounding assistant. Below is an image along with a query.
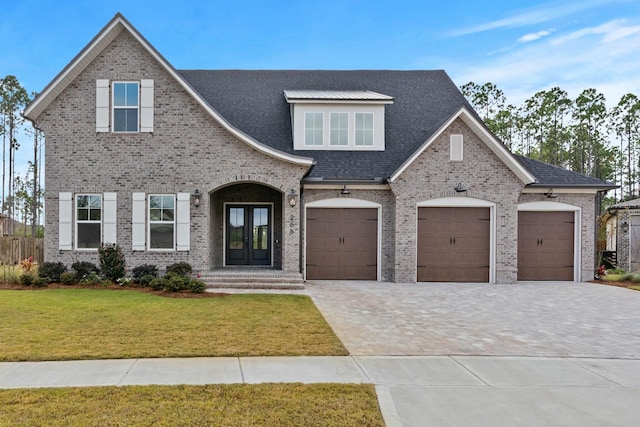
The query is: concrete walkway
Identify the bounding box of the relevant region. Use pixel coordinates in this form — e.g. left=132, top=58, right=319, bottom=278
left=2, top=355, right=640, bottom=426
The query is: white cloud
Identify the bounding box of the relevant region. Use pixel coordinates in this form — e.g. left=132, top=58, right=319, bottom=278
left=518, top=29, right=554, bottom=43
left=449, top=0, right=629, bottom=37
left=449, top=19, right=640, bottom=107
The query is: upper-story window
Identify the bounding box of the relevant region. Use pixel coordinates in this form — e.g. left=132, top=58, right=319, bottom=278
left=96, top=79, right=154, bottom=133
left=355, top=112, right=374, bottom=146
left=330, top=112, right=349, bottom=146
left=285, top=90, right=393, bottom=151
left=304, top=112, right=324, bottom=146
left=113, top=82, right=139, bottom=132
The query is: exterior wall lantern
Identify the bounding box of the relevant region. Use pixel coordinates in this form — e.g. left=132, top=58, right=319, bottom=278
left=621, top=220, right=629, bottom=233
left=192, top=189, right=202, bottom=208
left=341, top=185, right=350, bottom=195
left=288, top=189, right=298, bottom=207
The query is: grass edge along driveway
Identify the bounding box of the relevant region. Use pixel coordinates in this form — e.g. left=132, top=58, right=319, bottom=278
left=0, top=289, right=348, bottom=361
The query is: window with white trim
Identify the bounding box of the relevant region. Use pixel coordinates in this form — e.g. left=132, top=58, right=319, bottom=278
left=304, top=112, right=324, bottom=146
left=113, top=82, right=139, bottom=132
left=76, top=194, right=102, bottom=249
left=355, top=112, right=374, bottom=146
left=330, top=112, right=348, bottom=146
left=149, top=194, right=175, bottom=250
left=96, top=79, right=153, bottom=133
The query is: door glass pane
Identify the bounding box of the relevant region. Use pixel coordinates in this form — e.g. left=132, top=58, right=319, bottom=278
left=253, top=208, right=268, bottom=250
left=229, top=207, right=244, bottom=250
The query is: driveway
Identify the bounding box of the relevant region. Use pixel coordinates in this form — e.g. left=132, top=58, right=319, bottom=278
left=307, top=281, right=640, bottom=426
left=307, top=281, right=640, bottom=358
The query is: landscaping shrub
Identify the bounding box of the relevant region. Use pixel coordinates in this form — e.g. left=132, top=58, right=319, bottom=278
left=138, top=274, right=156, bottom=287
left=79, top=271, right=103, bottom=285
left=60, top=272, right=77, bottom=285
left=38, top=262, right=66, bottom=282
left=164, top=272, right=191, bottom=292
left=150, top=277, right=169, bottom=291
left=132, top=264, right=158, bottom=281
left=189, top=278, right=206, bottom=293
left=33, top=276, right=48, bottom=288
left=71, top=261, right=100, bottom=280
left=19, top=272, right=36, bottom=286
left=166, top=262, right=192, bottom=277
left=621, top=273, right=634, bottom=282
left=98, top=243, right=126, bottom=282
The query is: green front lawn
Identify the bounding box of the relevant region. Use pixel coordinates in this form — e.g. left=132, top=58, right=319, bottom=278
left=0, top=290, right=347, bottom=361
left=0, top=384, right=384, bottom=426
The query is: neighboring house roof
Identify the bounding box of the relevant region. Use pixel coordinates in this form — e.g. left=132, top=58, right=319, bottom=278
left=516, top=156, right=616, bottom=189
left=606, top=198, right=640, bottom=212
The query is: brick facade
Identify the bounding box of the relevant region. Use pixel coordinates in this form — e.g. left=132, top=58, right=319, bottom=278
left=36, top=31, right=309, bottom=273
left=33, top=21, right=603, bottom=283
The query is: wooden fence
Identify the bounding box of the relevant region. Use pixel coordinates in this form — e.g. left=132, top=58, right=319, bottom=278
left=0, top=237, right=44, bottom=265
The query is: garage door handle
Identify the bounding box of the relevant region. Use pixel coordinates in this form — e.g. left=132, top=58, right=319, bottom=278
left=453, top=237, right=456, bottom=245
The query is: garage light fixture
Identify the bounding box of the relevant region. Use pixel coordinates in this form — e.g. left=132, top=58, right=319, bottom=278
left=622, top=220, right=629, bottom=233
left=544, top=189, right=558, bottom=199
left=454, top=183, right=466, bottom=193
left=341, top=185, right=350, bottom=195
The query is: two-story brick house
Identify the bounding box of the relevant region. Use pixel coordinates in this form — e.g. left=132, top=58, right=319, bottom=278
left=24, top=13, right=615, bottom=284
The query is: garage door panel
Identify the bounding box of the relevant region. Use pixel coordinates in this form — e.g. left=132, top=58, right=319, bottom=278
left=306, top=208, right=378, bottom=280
left=418, top=207, right=490, bottom=282
left=518, top=211, right=574, bottom=281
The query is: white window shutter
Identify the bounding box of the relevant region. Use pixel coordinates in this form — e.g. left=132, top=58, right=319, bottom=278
left=103, top=193, right=117, bottom=244
left=59, top=192, right=73, bottom=250
left=96, top=79, right=110, bottom=132
left=450, top=134, right=463, bottom=161
left=132, top=193, right=146, bottom=251
left=176, top=193, right=190, bottom=251
left=140, top=79, right=154, bottom=133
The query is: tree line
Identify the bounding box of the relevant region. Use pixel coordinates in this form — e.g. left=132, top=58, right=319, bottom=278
left=461, top=82, right=639, bottom=204
left=0, top=75, right=43, bottom=237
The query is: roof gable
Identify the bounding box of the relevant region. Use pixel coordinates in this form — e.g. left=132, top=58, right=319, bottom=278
left=389, top=107, right=536, bottom=184
left=23, top=13, right=312, bottom=167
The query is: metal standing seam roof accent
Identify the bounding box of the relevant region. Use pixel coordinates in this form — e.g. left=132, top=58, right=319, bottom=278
left=283, top=90, right=394, bottom=102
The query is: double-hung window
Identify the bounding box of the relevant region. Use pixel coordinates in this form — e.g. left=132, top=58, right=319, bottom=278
left=113, top=82, right=139, bottom=132
left=76, top=194, right=102, bottom=249
left=149, top=195, right=175, bottom=250
left=304, top=112, right=324, bottom=146
left=355, top=112, right=374, bottom=146
left=330, top=112, right=349, bottom=146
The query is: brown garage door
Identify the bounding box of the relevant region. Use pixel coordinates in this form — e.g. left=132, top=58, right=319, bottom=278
left=306, top=208, right=377, bottom=280
left=417, top=207, right=490, bottom=282
left=518, top=211, right=574, bottom=281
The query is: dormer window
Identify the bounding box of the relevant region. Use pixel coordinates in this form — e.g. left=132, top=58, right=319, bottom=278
left=285, top=90, right=393, bottom=151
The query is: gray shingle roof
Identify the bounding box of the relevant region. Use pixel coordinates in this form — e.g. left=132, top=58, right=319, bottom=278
left=515, top=155, right=615, bottom=189
left=178, top=70, right=466, bottom=180
left=178, top=69, right=616, bottom=189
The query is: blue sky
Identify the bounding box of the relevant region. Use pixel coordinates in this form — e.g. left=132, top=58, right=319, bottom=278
left=2, top=0, right=640, bottom=177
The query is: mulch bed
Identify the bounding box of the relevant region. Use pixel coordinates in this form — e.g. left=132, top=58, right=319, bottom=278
left=590, top=279, right=640, bottom=290
left=0, top=282, right=229, bottom=298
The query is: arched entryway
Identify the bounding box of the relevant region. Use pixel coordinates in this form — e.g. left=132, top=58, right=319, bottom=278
left=210, top=183, right=283, bottom=269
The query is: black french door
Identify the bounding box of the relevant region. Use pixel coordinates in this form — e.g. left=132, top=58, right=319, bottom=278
left=226, top=205, right=271, bottom=265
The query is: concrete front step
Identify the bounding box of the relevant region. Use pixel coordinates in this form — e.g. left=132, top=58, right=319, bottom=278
left=199, top=269, right=305, bottom=290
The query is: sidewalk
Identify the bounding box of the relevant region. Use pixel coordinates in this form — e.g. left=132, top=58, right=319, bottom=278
left=2, top=355, right=640, bottom=426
